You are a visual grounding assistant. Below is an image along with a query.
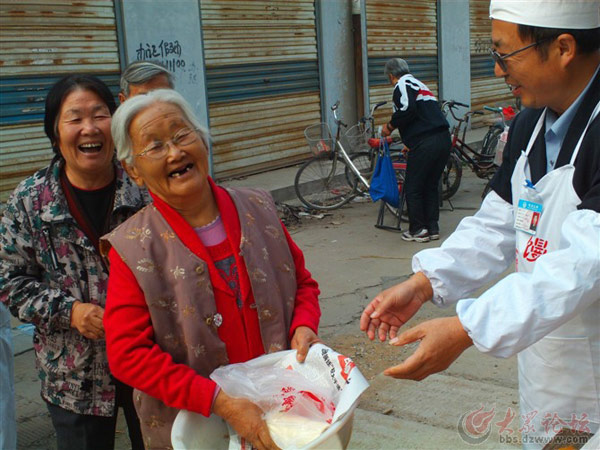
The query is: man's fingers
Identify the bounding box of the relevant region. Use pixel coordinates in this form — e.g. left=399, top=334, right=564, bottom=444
left=383, top=349, right=424, bottom=379
left=360, top=298, right=380, bottom=330
left=359, top=309, right=372, bottom=331
left=368, top=295, right=388, bottom=319
left=389, top=325, right=423, bottom=346
left=377, top=321, right=391, bottom=342
left=388, top=325, right=400, bottom=340
left=366, top=319, right=380, bottom=341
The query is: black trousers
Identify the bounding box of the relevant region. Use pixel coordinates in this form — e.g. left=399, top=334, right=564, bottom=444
left=404, top=130, right=452, bottom=234
left=46, top=379, right=144, bottom=450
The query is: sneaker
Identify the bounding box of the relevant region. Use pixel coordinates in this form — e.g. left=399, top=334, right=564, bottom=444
left=401, top=229, right=430, bottom=242
left=429, top=232, right=440, bottom=241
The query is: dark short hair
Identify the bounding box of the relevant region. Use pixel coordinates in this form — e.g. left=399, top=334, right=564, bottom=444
left=44, top=74, right=116, bottom=154
left=518, top=25, right=600, bottom=59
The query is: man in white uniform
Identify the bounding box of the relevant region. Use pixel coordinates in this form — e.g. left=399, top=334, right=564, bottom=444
left=360, top=1, right=600, bottom=448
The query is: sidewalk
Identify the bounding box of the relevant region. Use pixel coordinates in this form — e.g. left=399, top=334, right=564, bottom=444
left=10, top=126, right=511, bottom=449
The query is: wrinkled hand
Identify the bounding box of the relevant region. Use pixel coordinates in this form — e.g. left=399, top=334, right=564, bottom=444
left=291, top=326, right=322, bottom=363
left=360, top=272, right=433, bottom=342
left=384, top=316, right=473, bottom=381
left=213, top=390, right=280, bottom=450
left=380, top=124, right=391, bottom=137
left=71, top=301, right=105, bottom=340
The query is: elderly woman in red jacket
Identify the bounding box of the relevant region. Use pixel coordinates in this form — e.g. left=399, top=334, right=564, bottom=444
left=102, top=89, right=321, bottom=450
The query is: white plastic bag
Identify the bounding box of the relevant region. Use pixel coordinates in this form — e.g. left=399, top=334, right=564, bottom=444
left=210, top=343, right=369, bottom=449
left=211, top=353, right=337, bottom=424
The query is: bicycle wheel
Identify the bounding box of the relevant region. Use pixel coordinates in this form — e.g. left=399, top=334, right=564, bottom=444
left=441, top=153, right=462, bottom=200
left=294, top=153, right=357, bottom=210
left=345, top=151, right=375, bottom=193
left=480, top=125, right=503, bottom=162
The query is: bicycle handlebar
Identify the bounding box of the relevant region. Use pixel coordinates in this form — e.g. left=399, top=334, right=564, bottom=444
left=483, top=105, right=512, bottom=127
left=331, top=101, right=347, bottom=127
left=484, top=106, right=503, bottom=113
left=442, top=99, right=484, bottom=122
left=359, top=101, right=388, bottom=124
left=442, top=100, right=469, bottom=109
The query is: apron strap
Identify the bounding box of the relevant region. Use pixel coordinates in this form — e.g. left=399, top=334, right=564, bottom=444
left=524, top=109, right=547, bottom=157
left=569, top=99, right=600, bottom=165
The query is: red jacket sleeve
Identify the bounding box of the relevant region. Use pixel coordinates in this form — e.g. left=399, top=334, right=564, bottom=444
left=282, top=223, right=321, bottom=338
left=104, top=247, right=217, bottom=417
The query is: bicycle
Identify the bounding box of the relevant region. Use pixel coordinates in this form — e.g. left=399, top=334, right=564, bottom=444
left=347, top=101, right=457, bottom=212
left=440, top=100, right=498, bottom=199
left=294, top=101, right=407, bottom=217
left=480, top=104, right=516, bottom=162
left=479, top=106, right=515, bottom=200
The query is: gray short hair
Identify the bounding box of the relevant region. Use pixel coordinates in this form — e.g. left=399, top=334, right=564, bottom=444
left=120, top=60, right=174, bottom=96
left=111, top=89, right=210, bottom=165
left=384, top=58, right=410, bottom=78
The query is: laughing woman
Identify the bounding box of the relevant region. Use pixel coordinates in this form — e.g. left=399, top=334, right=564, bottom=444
left=0, top=75, right=146, bottom=450
left=102, top=89, right=321, bottom=450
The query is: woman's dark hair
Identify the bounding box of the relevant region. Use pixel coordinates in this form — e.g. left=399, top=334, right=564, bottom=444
left=518, top=25, right=600, bottom=60
left=44, top=74, right=116, bottom=154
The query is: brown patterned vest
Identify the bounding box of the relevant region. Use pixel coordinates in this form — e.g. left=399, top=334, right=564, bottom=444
left=103, top=187, right=297, bottom=449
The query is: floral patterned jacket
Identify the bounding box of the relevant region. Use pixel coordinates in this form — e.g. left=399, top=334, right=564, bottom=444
left=0, top=156, right=149, bottom=416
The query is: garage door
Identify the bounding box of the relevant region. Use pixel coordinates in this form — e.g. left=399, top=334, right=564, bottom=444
left=470, top=0, right=513, bottom=127
left=365, top=0, right=439, bottom=127
left=201, top=0, right=322, bottom=178
left=0, top=0, right=120, bottom=202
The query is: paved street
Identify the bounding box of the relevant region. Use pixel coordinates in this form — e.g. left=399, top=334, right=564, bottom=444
left=10, top=165, right=521, bottom=449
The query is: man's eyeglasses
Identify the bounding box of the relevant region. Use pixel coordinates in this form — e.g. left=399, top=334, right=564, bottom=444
left=135, top=127, right=200, bottom=160
left=489, top=38, right=551, bottom=72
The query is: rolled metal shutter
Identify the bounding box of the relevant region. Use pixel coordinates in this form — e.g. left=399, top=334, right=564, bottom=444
left=469, top=0, right=513, bottom=127
left=0, top=0, right=121, bottom=202
left=365, top=0, right=439, bottom=127
left=201, top=0, right=321, bottom=178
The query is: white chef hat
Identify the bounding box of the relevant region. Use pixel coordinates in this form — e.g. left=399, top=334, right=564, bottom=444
left=490, top=0, right=600, bottom=30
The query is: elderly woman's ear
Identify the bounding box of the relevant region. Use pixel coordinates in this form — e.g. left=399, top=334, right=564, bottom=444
left=121, top=160, right=144, bottom=187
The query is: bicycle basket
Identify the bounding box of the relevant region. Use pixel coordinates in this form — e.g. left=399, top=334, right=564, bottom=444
left=344, top=124, right=370, bottom=153
left=304, top=123, right=334, bottom=156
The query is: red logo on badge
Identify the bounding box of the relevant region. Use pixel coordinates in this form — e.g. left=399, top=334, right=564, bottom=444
left=523, top=237, right=548, bottom=262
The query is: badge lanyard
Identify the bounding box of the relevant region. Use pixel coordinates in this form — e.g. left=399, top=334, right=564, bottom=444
left=514, top=110, right=546, bottom=235
left=514, top=101, right=600, bottom=235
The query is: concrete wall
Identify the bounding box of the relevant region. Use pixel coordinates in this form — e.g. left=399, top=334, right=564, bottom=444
left=316, top=0, right=358, bottom=132
left=438, top=0, right=471, bottom=118
left=118, top=0, right=209, bottom=130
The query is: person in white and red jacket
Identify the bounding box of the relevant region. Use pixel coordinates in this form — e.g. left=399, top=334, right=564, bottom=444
left=381, top=58, right=451, bottom=242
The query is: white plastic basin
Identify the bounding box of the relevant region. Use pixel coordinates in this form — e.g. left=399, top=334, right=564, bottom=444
left=171, top=399, right=358, bottom=450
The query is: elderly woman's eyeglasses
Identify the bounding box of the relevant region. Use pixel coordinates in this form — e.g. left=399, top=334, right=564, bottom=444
left=135, top=127, right=200, bottom=160
left=489, top=39, right=550, bottom=72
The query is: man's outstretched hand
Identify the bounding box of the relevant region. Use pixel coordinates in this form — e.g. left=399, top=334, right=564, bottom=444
left=384, top=316, right=473, bottom=381
left=360, top=272, right=433, bottom=342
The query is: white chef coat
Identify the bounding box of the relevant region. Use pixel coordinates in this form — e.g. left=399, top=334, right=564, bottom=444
left=412, top=103, right=600, bottom=446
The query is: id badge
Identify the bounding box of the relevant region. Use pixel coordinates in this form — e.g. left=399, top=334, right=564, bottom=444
left=515, top=198, right=542, bottom=235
